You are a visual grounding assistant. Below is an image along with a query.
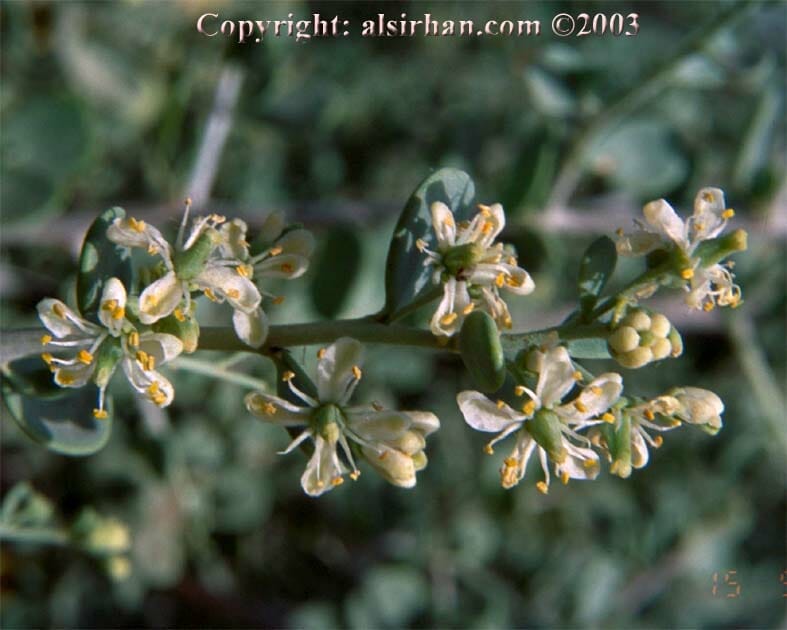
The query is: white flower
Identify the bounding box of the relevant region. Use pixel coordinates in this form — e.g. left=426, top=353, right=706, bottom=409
left=669, top=386, right=724, bottom=434
left=38, top=278, right=183, bottom=417
left=616, top=187, right=741, bottom=310
left=457, top=346, right=621, bottom=492
left=107, top=209, right=265, bottom=348
left=419, top=202, right=535, bottom=336
left=245, top=338, right=439, bottom=497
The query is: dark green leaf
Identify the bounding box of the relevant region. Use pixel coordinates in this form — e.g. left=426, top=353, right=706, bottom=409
left=2, top=381, right=112, bottom=456
left=382, top=168, right=476, bottom=317
left=459, top=311, right=506, bottom=393
left=578, top=236, right=617, bottom=319
left=2, top=357, right=71, bottom=399
left=310, top=225, right=362, bottom=318
left=76, top=207, right=133, bottom=321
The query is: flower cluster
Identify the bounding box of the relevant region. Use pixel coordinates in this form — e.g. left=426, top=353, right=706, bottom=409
left=418, top=201, right=535, bottom=336
left=245, top=338, right=439, bottom=496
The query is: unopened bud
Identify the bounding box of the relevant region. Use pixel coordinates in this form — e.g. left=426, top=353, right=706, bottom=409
left=669, top=387, right=724, bottom=434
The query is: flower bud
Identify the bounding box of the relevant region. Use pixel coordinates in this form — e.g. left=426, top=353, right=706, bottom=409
left=609, top=308, right=680, bottom=369
left=459, top=310, right=506, bottom=393
left=526, top=409, right=566, bottom=464
left=173, top=231, right=216, bottom=281
left=669, top=387, right=724, bottom=434
left=362, top=446, right=417, bottom=488
left=608, top=326, right=639, bottom=354
left=153, top=314, right=200, bottom=353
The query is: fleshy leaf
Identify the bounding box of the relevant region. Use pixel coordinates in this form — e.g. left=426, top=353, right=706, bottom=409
left=310, top=225, right=362, bottom=318
left=2, top=380, right=112, bottom=456
left=577, top=236, right=617, bottom=319
left=76, top=207, right=133, bottom=322
left=382, top=168, right=476, bottom=317
left=566, top=338, right=611, bottom=360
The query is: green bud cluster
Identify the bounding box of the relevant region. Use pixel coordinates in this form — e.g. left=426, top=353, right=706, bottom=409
left=607, top=309, right=682, bottom=369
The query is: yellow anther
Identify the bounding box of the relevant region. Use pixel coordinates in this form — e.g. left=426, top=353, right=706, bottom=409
left=503, top=457, right=517, bottom=468
left=352, top=365, right=362, bottom=380
left=268, top=246, right=283, bottom=257
left=77, top=349, right=94, bottom=365
left=184, top=197, right=192, bottom=206
left=496, top=399, right=505, bottom=409
left=694, top=222, right=705, bottom=232
left=41, top=352, right=54, bottom=365
left=582, top=459, right=597, bottom=469
left=726, top=260, right=736, bottom=269
left=128, top=331, right=140, bottom=348
left=203, top=288, right=218, bottom=302
left=443, top=215, right=455, bottom=227
left=147, top=244, right=159, bottom=256
left=209, top=213, right=226, bottom=224
left=615, top=227, right=624, bottom=237
left=349, top=470, right=361, bottom=481
left=482, top=221, right=494, bottom=235
left=439, top=312, right=458, bottom=326
left=317, top=348, right=327, bottom=359
left=502, top=315, right=513, bottom=329
left=144, top=294, right=158, bottom=307
left=653, top=435, right=664, bottom=448
left=102, top=299, right=117, bottom=311
left=58, top=373, right=75, bottom=385
left=52, top=303, right=66, bottom=318
left=316, top=481, right=325, bottom=489
left=477, top=204, right=492, bottom=217
left=128, top=217, right=146, bottom=233
left=462, top=303, right=475, bottom=315
left=572, top=370, right=583, bottom=381
left=262, top=402, right=277, bottom=416
left=41, top=334, right=52, bottom=345
left=378, top=451, right=389, bottom=461
left=146, top=356, right=156, bottom=371
left=136, top=350, right=149, bottom=363
left=272, top=295, right=285, bottom=305
left=574, top=400, right=588, bottom=413
left=93, top=409, right=109, bottom=420
left=602, top=412, right=615, bottom=424
left=507, top=256, right=517, bottom=266
left=225, top=288, right=241, bottom=299
left=521, top=400, right=536, bottom=416
left=703, top=301, right=715, bottom=312
left=560, top=471, right=570, bottom=485
left=236, top=265, right=251, bottom=278
left=590, top=386, right=602, bottom=396
left=415, top=239, right=427, bottom=252
left=484, top=443, right=494, bottom=455
left=702, top=191, right=715, bottom=203
left=514, top=386, right=527, bottom=397
left=644, top=408, right=655, bottom=421
left=536, top=481, right=549, bottom=495
left=282, top=370, right=295, bottom=382
left=507, top=276, right=524, bottom=288
left=680, top=268, right=695, bottom=280
left=280, top=263, right=294, bottom=274
left=495, top=272, right=506, bottom=288
left=111, top=306, right=125, bottom=320
left=331, top=476, right=344, bottom=487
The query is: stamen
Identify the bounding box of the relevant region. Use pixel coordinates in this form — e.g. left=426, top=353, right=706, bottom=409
left=703, top=302, right=715, bottom=312
left=477, top=205, right=492, bottom=217
left=484, top=443, right=494, bottom=455
left=482, top=221, right=494, bottom=235
left=722, top=208, right=734, bottom=219
left=102, top=299, right=117, bottom=311
left=496, top=399, right=505, bottom=409
left=560, top=471, right=570, bottom=485
left=203, top=288, right=218, bottom=302
left=574, top=400, right=588, bottom=413
left=147, top=244, right=159, bottom=256
left=644, top=408, right=655, bottom=421
left=52, top=303, right=66, bottom=318
left=268, top=246, right=283, bottom=257
left=590, top=386, right=602, bottom=396
left=93, top=409, right=109, bottom=419
left=439, top=312, right=458, bottom=326
left=280, top=263, right=294, bottom=274
left=615, top=228, right=624, bottom=237
left=128, top=331, right=140, bottom=347
left=331, top=476, right=344, bottom=487
left=129, top=217, right=146, bottom=233
left=352, top=365, right=362, bottom=380
left=582, top=459, right=597, bottom=469
left=317, top=348, right=327, bottom=359
left=415, top=239, right=427, bottom=252
left=495, top=273, right=506, bottom=288
left=443, top=215, right=455, bottom=228
left=514, top=386, right=526, bottom=397
left=41, top=334, right=52, bottom=345
left=522, top=400, right=536, bottom=415
left=41, top=352, right=54, bottom=365
left=225, top=288, right=241, bottom=299
left=680, top=268, right=694, bottom=280
left=236, top=265, right=251, bottom=278
left=536, top=481, right=548, bottom=495
left=702, top=191, right=714, bottom=203
left=136, top=350, right=149, bottom=364
left=77, top=349, right=94, bottom=365
left=146, top=356, right=156, bottom=371
left=272, top=296, right=285, bottom=305
left=111, top=306, right=125, bottom=320
left=572, top=371, right=583, bottom=381
left=653, top=435, right=664, bottom=448
left=58, top=373, right=75, bottom=385
left=378, top=451, right=388, bottom=461
left=282, top=371, right=295, bottom=382
left=601, top=412, right=615, bottom=424
left=349, top=470, right=361, bottom=481
left=462, top=303, right=475, bottom=315
left=502, top=316, right=513, bottom=329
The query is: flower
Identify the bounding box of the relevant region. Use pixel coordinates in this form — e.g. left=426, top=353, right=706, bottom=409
left=38, top=278, right=183, bottom=417
left=457, top=346, right=622, bottom=492
left=418, top=202, right=535, bottom=336
left=107, top=206, right=265, bottom=347
left=245, top=338, right=439, bottom=497
left=616, top=187, right=742, bottom=310
left=669, top=386, right=724, bottom=434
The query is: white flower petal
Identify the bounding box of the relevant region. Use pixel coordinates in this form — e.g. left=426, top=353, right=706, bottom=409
left=430, top=201, right=457, bottom=249
left=692, top=187, right=727, bottom=241
left=121, top=358, right=175, bottom=407
left=107, top=217, right=171, bottom=258
left=346, top=410, right=410, bottom=442
left=196, top=265, right=261, bottom=312
left=301, top=437, right=345, bottom=497
left=244, top=391, right=310, bottom=425
left=631, top=429, right=650, bottom=469
left=557, top=443, right=600, bottom=480
left=255, top=253, right=310, bottom=279
left=362, top=445, right=416, bottom=488
left=277, top=228, right=316, bottom=259
left=642, top=199, right=688, bottom=249
left=457, top=390, right=524, bottom=432
left=139, top=332, right=183, bottom=365
left=478, top=203, right=505, bottom=248
left=232, top=307, right=268, bottom=349
left=218, top=218, right=250, bottom=261
left=98, top=278, right=128, bottom=335
left=316, top=337, right=364, bottom=403
left=53, top=362, right=95, bottom=388
left=557, top=373, right=623, bottom=424
left=536, top=346, right=577, bottom=408
left=37, top=299, right=97, bottom=338
left=138, top=272, right=183, bottom=324
left=616, top=231, right=664, bottom=257
left=403, top=411, right=440, bottom=436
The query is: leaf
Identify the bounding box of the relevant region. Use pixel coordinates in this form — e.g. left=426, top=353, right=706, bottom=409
left=2, top=380, right=112, bottom=456
left=310, top=225, right=362, bottom=318
left=577, top=236, right=617, bottom=319
left=76, top=207, right=133, bottom=322
left=382, top=168, right=476, bottom=317
left=2, top=357, right=71, bottom=399
left=566, top=338, right=611, bottom=360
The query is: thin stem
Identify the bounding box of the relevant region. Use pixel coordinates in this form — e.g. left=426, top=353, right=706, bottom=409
left=169, top=356, right=271, bottom=391
left=0, top=525, right=70, bottom=547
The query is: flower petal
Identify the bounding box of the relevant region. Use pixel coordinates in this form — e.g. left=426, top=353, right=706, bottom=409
left=138, top=272, right=182, bottom=324
left=245, top=391, right=310, bottom=425
left=403, top=411, right=440, bottom=436
left=218, top=218, right=250, bottom=261
left=457, top=390, right=524, bottom=433
left=255, top=253, right=310, bottom=279
left=233, top=307, right=268, bottom=349
left=196, top=265, right=261, bottom=312
left=97, top=278, right=128, bottom=335
left=557, top=443, right=600, bottom=480
left=361, top=445, right=416, bottom=488
left=616, top=231, right=664, bottom=257
left=277, top=228, right=316, bottom=259
left=631, top=428, right=650, bottom=469
left=139, top=332, right=183, bottom=365
left=121, top=358, right=175, bottom=407
left=477, top=203, right=505, bottom=248
left=642, top=199, right=688, bottom=249
left=536, top=346, right=577, bottom=408
left=691, top=187, right=727, bottom=241
left=301, top=436, right=345, bottom=497
left=557, top=373, right=623, bottom=424
left=430, top=201, right=457, bottom=249
left=107, top=217, right=171, bottom=258
left=345, top=409, right=411, bottom=442
left=316, top=337, right=364, bottom=403
left=53, top=362, right=95, bottom=388
left=37, top=299, right=98, bottom=338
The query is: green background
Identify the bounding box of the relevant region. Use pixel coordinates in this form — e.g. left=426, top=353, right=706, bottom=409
left=1, top=1, right=785, bottom=627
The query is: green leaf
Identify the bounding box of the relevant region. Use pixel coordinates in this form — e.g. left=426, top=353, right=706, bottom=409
left=2, top=357, right=70, bottom=399
left=566, top=338, right=611, bottom=360
left=76, top=207, right=133, bottom=321
left=459, top=311, right=506, bottom=393
left=310, top=225, right=362, bottom=318
left=577, top=236, right=617, bottom=319
left=2, top=380, right=112, bottom=456
left=382, top=168, right=476, bottom=317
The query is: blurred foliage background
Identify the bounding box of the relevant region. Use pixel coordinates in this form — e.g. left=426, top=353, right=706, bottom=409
left=1, top=0, right=785, bottom=627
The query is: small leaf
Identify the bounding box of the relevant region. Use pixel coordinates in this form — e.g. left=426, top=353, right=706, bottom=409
left=578, top=236, right=617, bottom=319
left=566, top=338, right=611, bottom=360
left=310, top=225, right=362, bottom=318
left=382, top=168, right=476, bottom=317
left=2, top=357, right=70, bottom=399
left=2, top=381, right=112, bottom=456
left=76, top=207, right=133, bottom=322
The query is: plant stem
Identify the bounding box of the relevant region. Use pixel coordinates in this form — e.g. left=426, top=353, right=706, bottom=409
left=169, top=356, right=271, bottom=391
left=382, top=286, right=443, bottom=324
left=0, top=524, right=70, bottom=547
